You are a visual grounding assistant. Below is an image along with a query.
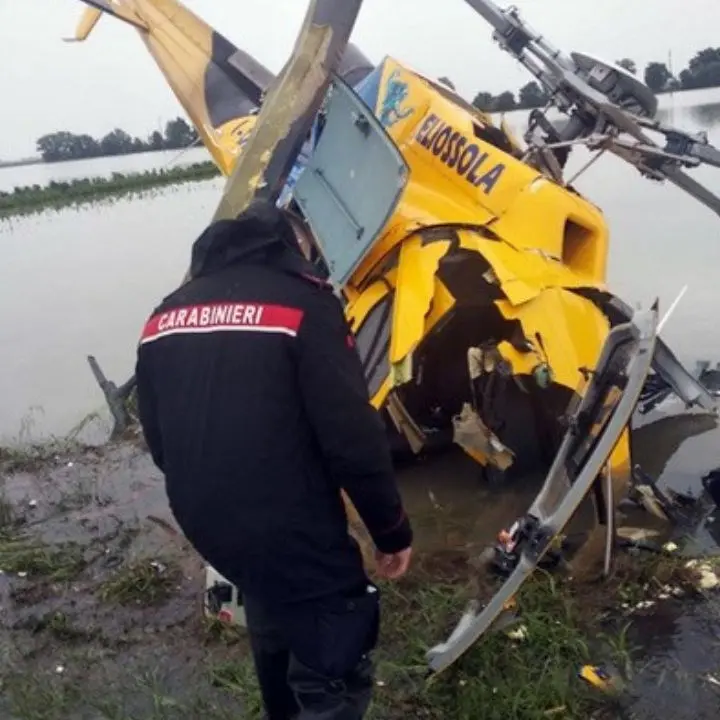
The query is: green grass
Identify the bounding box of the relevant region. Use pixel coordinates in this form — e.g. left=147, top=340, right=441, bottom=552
left=366, top=549, right=695, bottom=720
left=98, top=558, right=183, bottom=607
left=0, top=161, right=221, bottom=219
left=0, top=436, right=709, bottom=719
left=0, top=535, right=86, bottom=580
left=0, top=547, right=703, bottom=720
left=368, top=573, right=608, bottom=719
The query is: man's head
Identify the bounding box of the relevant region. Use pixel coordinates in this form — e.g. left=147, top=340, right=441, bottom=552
left=189, top=199, right=319, bottom=279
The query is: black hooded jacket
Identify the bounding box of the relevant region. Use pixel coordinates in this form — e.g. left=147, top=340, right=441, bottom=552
left=134, top=201, right=412, bottom=605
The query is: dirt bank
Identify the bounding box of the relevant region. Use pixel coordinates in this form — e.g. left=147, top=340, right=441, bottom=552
left=0, top=436, right=718, bottom=719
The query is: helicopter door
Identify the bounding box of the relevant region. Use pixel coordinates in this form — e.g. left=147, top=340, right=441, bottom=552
left=292, top=75, right=411, bottom=287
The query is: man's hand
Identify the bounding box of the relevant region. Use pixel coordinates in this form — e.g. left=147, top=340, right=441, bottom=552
left=374, top=547, right=412, bottom=580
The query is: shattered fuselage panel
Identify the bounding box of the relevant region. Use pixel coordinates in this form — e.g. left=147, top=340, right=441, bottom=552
left=338, top=57, right=630, bottom=491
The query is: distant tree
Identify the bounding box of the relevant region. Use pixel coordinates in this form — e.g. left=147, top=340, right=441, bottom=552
left=164, top=117, right=197, bottom=149
left=472, top=91, right=495, bottom=112
left=148, top=130, right=165, bottom=151
left=615, top=58, right=637, bottom=75
left=679, top=47, right=720, bottom=89
left=36, top=131, right=100, bottom=162
left=75, top=134, right=101, bottom=158
left=492, top=91, right=516, bottom=112
left=99, top=128, right=135, bottom=156
left=472, top=90, right=516, bottom=112
left=437, top=76, right=456, bottom=91
left=644, top=62, right=674, bottom=92
left=518, top=81, right=548, bottom=109
left=33, top=116, right=198, bottom=162
left=687, top=47, right=720, bottom=75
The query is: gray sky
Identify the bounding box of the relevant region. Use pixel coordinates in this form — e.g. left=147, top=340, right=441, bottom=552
left=2, top=0, right=719, bottom=159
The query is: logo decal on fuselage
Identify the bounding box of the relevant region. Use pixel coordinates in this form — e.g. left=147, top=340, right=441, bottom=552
left=414, top=113, right=506, bottom=194
left=380, top=70, right=415, bottom=128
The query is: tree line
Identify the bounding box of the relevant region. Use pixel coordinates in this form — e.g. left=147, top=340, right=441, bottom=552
left=471, top=46, right=720, bottom=113
left=32, top=46, right=720, bottom=161
left=36, top=117, right=199, bottom=163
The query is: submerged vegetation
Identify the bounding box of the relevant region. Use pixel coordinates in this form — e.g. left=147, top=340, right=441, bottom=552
left=0, top=161, right=221, bottom=219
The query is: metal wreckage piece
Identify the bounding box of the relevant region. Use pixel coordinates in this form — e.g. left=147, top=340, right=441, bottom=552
left=428, top=305, right=658, bottom=674
left=71, top=0, right=720, bottom=675
left=463, top=0, right=720, bottom=216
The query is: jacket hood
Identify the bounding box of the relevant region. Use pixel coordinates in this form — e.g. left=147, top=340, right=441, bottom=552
left=189, top=199, right=327, bottom=283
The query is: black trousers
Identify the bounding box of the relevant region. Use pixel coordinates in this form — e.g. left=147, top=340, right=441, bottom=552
left=243, top=583, right=380, bottom=720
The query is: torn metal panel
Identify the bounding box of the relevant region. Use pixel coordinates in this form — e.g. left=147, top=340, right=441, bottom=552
left=452, top=402, right=514, bottom=469
left=495, top=287, right=610, bottom=392
left=427, top=305, right=658, bottom=674
left=455, top=229, right=601, bottom=306
left=390, top=233, right=453, bottom=364
left=386, top=392, right=427, bottom=453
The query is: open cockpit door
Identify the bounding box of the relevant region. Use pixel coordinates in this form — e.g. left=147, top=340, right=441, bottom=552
left=292, top=76, right=410, bottom=287
left=426, top=305, right=659, bottom=675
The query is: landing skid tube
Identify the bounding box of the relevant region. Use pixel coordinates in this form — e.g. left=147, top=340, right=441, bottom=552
left=426, top=306, right=658, bottom=676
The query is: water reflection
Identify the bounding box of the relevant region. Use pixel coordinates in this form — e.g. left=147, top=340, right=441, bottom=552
left=626, top=599, right=720, bottom=720
left=658, top=101, right=720, bottom=129
left=689, top=101, right=720, bottom=128
left=2, top=92, right=720, bottom=443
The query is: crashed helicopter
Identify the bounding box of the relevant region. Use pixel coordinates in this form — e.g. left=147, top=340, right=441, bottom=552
left=67, top=0, right=720, bottom=673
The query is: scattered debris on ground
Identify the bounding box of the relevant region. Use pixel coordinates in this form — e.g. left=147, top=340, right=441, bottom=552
left=1, top=439, right=719, bottom=719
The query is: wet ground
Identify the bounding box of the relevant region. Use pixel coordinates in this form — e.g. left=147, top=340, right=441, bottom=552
left=616, top=403, right=720, bottom=719
left=1, top=400, right=720, bottom=719
left=0, top=438, right=263, bottom=719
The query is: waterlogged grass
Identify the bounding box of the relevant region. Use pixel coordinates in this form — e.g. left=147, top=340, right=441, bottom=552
left=0, top=534, right=86, bottom=580
left=0, top=161, right=221, bottom=219
left=0, top=438, right=713, bottom=719
left=1, top=562, right=673, bottom=720
left=98, top=558, right=183, bottom=607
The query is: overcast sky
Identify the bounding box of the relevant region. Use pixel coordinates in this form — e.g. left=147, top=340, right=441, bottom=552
left=1, top=0, right=719, bottom=159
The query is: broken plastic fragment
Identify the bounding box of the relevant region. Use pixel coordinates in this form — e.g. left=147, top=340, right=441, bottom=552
left=698, top=568, right=719, bottom=590
left=452, top=403, right=514, bottom=470
left=578, top=665, right=624, bottom=693
left=506, top=625, right=528, bottom=641
left=633, top=600, right=655, bottom=610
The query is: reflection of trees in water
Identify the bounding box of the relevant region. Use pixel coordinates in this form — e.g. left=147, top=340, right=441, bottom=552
left=656, top=103, right=720, bottom=130
left=689, top=102, right=720, bottom=128
left=631, top=412, right=717, bottom=480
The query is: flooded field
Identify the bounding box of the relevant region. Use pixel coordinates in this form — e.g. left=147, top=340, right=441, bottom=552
left=0, top=146, right=211, bottom=193
left=2, top=88, right=720, bottom=718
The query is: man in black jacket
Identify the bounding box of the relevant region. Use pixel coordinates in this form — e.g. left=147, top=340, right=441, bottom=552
left=134, top=199, right=413, bottom=720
